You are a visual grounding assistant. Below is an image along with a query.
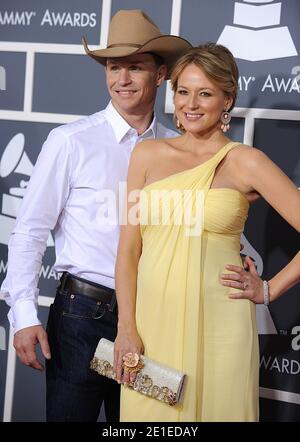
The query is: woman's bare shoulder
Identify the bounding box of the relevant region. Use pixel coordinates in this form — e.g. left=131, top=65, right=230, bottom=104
left=229, top=143, right=268, bottom=163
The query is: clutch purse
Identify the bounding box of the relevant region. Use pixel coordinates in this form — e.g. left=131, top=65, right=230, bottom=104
left=90, top=338, right=186, bottom=406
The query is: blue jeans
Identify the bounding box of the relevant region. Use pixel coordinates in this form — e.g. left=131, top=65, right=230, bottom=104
left=46, top=287, right=120, bottom=422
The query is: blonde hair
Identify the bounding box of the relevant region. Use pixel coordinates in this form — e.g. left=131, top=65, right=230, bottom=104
left=170, top=43, right=239, bottom=112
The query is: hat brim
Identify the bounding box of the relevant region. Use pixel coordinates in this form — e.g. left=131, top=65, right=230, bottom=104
left=82, top=35, right=192, bottom=79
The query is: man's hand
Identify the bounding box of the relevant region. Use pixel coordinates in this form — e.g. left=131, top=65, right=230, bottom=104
left=14, top=325, right=51, bottom=371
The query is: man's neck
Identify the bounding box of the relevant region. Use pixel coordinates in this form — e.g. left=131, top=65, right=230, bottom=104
left=112, top=102, right=155, bottom=135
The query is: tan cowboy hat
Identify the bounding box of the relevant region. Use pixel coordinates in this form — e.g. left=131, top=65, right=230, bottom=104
left=82, top=9, right=192, bottom=78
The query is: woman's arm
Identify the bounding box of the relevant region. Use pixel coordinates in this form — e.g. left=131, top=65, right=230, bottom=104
left=223, top=148, right=300, bottom=303
left=268, top=251, right=300, bottom=300
left=114, top=141, right=151, bottom=384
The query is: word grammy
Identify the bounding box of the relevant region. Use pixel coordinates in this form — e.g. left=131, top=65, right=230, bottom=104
left=0, top=10, right=97, bottom=27
left=238, top=76, right=255, bottom=91
left=0, top=10, right=36, bottom=26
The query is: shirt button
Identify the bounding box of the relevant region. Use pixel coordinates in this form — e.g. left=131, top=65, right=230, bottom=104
left=70, top=294, right=75, bottom=299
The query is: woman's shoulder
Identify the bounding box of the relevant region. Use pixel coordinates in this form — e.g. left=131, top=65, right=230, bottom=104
left=229, top=143, right=268, bottom=162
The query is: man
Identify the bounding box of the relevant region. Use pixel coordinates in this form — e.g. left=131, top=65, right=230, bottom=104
left=1, top=10, right=191, bottom=422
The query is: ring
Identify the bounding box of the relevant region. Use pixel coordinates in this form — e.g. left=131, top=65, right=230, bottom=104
left=122, top=352, right=144, bottom=374
left=243, top=281, right=248, bottom=290
left=122, top=352, right=139, bottom=368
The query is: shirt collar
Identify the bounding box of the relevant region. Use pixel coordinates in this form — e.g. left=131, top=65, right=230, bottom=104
left=105, top=101, right=157, bottom=143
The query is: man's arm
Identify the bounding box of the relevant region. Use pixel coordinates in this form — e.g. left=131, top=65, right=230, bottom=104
left=1, top=128, right=73, bottom=369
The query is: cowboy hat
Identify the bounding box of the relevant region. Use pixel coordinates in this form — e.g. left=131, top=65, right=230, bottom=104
left=82, top=10, right=192, bottom=77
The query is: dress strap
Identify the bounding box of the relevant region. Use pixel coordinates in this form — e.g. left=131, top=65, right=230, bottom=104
left=202, top=141, right=242, bottom=194
left=215, top=141, right=242, bottom=162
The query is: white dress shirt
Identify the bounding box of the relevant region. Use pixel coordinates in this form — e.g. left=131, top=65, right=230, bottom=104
left=1, top=102, right=177, bottom=332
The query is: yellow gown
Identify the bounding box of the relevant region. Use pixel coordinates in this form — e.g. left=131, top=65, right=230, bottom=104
left=120, top=141, right=259, bottom=422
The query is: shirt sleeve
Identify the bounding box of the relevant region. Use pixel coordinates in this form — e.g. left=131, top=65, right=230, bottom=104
left=0, top=127, right=73, bottom=333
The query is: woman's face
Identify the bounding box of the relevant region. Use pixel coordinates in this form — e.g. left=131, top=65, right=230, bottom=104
left=174, top=63, right=232, bottom=135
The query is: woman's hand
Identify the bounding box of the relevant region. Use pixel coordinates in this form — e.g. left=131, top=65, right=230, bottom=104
left=220, top=255, right=264, bottom=304
left=113, top=323, right=144, bottom=386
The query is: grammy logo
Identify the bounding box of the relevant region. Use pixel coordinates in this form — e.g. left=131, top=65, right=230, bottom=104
left=0, top=133, right=54, bottom=247
left=217, top=0, right=298, bottom=61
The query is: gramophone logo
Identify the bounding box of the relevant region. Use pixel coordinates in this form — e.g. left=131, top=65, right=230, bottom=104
left=241, top=234, right=277, bottom=335
left=0, top=133, right=54, bottom=247
left=217, top=0, right=298, bottom=61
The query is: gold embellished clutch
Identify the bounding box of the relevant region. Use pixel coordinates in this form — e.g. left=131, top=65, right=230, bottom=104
left=90, top=338, right=186, bottom=406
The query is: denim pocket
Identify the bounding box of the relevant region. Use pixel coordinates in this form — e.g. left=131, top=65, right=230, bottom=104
left=61, top=292, right=107, bottom=320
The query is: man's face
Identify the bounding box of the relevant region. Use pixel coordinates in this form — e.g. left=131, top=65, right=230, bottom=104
left=106, top=53, right=166, bottom=117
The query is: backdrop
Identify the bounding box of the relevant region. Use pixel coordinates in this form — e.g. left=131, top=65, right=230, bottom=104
left=0, top=0, right=299, bottom=422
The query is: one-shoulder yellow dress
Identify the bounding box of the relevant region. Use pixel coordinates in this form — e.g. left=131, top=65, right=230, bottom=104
left=120, top=142, right=259, bottom=422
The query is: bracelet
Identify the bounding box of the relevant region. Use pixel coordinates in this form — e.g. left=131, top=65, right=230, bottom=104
left=263, top=280, right=270, bottom=306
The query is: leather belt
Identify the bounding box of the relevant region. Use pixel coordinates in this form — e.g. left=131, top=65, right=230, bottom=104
left=58, top=272, right=117, bottom=312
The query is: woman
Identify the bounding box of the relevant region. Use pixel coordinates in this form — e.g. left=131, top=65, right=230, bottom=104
left=113, top=44, right=300, bottom=421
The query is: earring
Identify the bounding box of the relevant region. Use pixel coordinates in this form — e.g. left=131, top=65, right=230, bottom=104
left=173, top=113, right=185, bottom=132
left=220, top=111, right=231, bottom=133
